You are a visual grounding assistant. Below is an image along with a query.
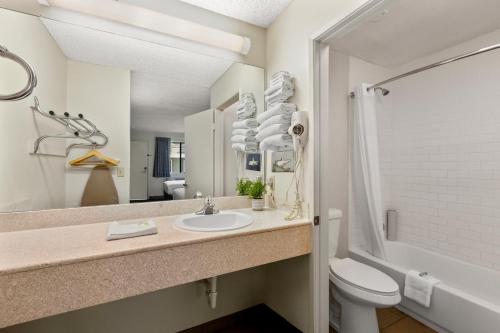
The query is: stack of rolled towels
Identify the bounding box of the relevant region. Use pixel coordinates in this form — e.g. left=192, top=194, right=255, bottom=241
left=232, top=93, right=258, bottom=153
left=258, top=71, right=297, bottom=152
left=265, top=71, right=294, bottom=107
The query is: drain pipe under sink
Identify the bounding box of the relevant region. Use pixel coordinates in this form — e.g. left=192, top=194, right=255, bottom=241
left=202, top=276, right=218, bottom=309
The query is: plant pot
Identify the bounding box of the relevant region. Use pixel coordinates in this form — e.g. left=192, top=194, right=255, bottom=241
left=252, top=198, right=265, bottom=211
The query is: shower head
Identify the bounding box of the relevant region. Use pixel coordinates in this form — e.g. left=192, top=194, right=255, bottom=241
left=374, top=87, right=390, bottom=96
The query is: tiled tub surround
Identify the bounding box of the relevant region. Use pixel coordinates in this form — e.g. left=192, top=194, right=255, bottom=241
left=0, top=207, right=311, bottom=328
left=373, top=30, right=500, bottom=272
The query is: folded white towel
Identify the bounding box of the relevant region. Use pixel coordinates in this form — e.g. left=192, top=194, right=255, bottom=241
left=266, top=87, right=294, bottom=102
left=404, top=271, right=440, bottom=308
left=231, top=134, right=256, bottom=143
left=237, top=109, right=256, bottom=119
left=261, top=143, right=294, bottom=152
left=232, top=128, right=257, bottom=136
left=238, top=101, right=256, bottom=109
left=265, top=80, right=294, bottom=96
left=260, top=134, right=293, bottom=152
left=256, top=123, right=289, bottom=142
left=271, top=71, right=292, bottom=81
left=257, top=103, right=296, bottom=124
left=233, top=118, right=259, bottom=129
left=258, top=114, right=292, bottom=130
left=232, top=142, right=258, bottom=153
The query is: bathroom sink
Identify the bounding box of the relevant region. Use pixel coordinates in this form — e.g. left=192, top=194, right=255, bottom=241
left=175, top=211, right=253, bottom=232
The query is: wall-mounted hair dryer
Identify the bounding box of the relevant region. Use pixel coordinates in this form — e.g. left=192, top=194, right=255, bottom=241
left=288, top=111, right=308, bottom=151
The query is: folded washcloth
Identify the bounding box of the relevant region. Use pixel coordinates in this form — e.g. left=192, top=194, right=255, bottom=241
left=231, top=134, right=256, bottom=143
left=232, top=142, right=258, bottom=153
left=257, top=103, right=296, bottom=124
left=233, top=118, right=259, bottom=129
left=256, top=123, right=289, bottom=142
left=260, top=134, right=293, bottom=152
left=232, top=128, right=257, bottom=136
left=404, top=271, right=440, bottom=307
left=258, top=114, right=292, bottom=130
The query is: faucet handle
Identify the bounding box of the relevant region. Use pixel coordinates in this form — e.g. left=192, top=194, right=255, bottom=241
left=205, top=195, right=214, bottom=206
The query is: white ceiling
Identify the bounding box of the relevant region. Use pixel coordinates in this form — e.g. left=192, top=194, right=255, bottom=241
left=42, top=19, right=233, bottom=132
left=331, top=0, right=500, bottom=67
left=177, top=0, right=293, bottom=28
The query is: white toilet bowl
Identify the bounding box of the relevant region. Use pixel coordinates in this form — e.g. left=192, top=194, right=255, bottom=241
left=327, top=209, right=400, bottom=333
left=329, top=258, right=401, bottom=333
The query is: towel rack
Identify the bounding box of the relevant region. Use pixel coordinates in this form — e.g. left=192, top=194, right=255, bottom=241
left=0, top=45, right=37, bottom=101
left=31, top=96, right=109, bottom=157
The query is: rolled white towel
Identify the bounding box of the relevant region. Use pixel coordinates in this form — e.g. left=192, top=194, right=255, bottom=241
left=257, top=103, right=296, bottom=124
left=258, top=114, right=292, bottom=130
left=233, top=118, right=259, bottom=129
left=238, top=101, right=256, bottom=109
left=404, top=271, right=440, bottom=308
left=231, top=134, right=256, bottom=143
left=256, top=123, right=289, bottom=142
left=260, top=134, right=293, bottom=152
left=232, top=128, right=257, bottom=136
left=232, top=142, right=258, bottom=153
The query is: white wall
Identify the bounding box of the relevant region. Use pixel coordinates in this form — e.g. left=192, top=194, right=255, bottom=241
left=65, top=61, right=131, bottom=207
left=374, top=29, right=500, bottom=271
left=0, top=8, right=67, bottom=212
left=131, top=129, right=185, bottom=197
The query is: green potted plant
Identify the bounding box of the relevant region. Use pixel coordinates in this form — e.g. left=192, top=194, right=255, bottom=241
left=248, top=178, right=266, bottom=211
left=236, top=178, right=252, bottom=196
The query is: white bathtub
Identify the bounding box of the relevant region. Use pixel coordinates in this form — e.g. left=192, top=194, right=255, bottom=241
left=350, top=242, right=500, bottom=333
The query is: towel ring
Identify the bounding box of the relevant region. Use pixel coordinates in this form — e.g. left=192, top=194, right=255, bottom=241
left=0, top=45, right=37, bottom=101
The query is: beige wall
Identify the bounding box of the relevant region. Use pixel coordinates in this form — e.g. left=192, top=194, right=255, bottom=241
left=266, top=0, right=370, bottom=215
left=0, top=8, right=67, bottom=212
left=65, top=61, right=131, bottom=207
left=211, top=62, right=265, bottom=195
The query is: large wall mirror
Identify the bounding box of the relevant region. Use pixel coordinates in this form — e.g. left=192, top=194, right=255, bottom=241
left=0, top=4, right=265, bottom=213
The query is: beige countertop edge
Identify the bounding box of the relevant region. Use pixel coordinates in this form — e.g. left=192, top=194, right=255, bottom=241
left=0, top=208, right=312, bottom=276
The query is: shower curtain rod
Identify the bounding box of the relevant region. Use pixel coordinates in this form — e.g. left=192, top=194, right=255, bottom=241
left=350, top=42, right=500, bottom=98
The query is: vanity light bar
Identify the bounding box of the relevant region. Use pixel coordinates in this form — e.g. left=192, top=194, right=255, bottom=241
left=37, top=0, right=252, bottom=55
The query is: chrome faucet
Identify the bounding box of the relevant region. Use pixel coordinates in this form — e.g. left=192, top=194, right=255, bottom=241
left=195, top=195, right=219, bottom=215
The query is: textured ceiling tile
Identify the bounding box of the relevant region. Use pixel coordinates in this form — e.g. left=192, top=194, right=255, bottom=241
left=178, top=0, right=293, bottom=27
left=42, top=19, right=232, bottom=126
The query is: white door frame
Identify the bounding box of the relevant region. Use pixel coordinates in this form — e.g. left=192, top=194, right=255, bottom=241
left=309, top=1, right=391, bottom=332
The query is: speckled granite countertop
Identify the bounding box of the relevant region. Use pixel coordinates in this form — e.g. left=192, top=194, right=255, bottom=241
left=0, top=208, right=312, bottom=328
left=0, top=208, right=310, bottom=275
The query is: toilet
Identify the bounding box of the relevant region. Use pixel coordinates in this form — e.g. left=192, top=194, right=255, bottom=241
left=328, top=209, right=401, bottom=333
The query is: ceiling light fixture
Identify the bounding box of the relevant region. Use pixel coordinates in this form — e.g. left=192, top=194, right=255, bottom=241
left=36, top=0, right=251, bottom=55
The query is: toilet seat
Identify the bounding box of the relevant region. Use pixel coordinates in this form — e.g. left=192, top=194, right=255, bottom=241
left=329, top=258, right=401, bottom=307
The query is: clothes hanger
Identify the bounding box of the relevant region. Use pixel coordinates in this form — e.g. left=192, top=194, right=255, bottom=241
left=69, top=149, right=119, bottom=167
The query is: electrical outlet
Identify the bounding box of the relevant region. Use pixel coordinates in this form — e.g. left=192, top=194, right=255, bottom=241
left=117, top=167, right=125, bottom=177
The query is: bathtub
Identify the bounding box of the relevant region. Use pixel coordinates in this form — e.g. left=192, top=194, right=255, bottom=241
left=350, top=242, right=500, bottom=333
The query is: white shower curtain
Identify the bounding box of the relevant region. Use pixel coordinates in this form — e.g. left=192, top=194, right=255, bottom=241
left=350, top=83, right=386, bottom=259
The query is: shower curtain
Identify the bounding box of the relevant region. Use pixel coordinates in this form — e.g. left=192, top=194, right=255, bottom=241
left=350, top=83, right=386, bottom=259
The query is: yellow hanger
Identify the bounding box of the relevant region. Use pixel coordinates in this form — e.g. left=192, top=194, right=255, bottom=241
left=69, top=149, right=119, bottom=167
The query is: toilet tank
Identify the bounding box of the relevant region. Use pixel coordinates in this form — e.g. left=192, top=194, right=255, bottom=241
left=328, top=208, right=343, bottom=259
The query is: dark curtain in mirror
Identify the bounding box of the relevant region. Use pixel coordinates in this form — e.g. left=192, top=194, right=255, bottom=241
left=153, top=137, right=171, bottom=177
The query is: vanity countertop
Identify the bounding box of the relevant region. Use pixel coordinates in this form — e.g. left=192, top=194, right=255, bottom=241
left=0, top=208, right=312, bottom=328
left=0, top=208, right=309, bottom=275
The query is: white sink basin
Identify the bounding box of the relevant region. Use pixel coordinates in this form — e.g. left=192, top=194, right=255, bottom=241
left=175, top=211, right=253, bottom=232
